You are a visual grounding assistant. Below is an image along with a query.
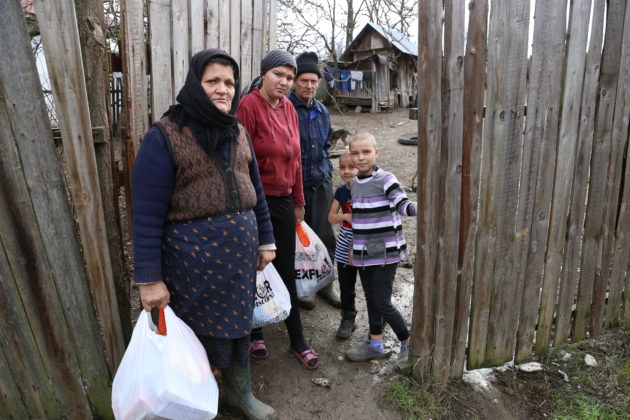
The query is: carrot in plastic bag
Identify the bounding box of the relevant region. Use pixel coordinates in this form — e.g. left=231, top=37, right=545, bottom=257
left=296, top=223, right=311, bottom=248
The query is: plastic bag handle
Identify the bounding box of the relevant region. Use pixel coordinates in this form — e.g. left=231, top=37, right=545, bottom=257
left=157, top=308, right=167, bottom=336
left=296, top=223, right=311, bottom=247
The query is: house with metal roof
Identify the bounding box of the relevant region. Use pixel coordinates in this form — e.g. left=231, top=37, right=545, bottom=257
left=328, top=22, right=418, bottom=111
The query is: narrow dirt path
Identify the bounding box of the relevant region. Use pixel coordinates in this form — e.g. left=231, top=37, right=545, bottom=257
left=219, top=109, right=419, bottom=419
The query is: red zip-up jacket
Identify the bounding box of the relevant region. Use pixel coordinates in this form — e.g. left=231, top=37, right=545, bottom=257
left=237, top=88, right=305, bottom=207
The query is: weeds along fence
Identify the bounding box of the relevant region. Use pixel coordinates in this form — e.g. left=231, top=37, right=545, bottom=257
left=411, top=0, right=630, bottom=382
left=0, top=0, right=275, bottom=418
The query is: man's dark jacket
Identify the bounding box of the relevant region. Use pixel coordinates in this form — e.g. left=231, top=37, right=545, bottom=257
left=289, top=91, right=333, bottom=189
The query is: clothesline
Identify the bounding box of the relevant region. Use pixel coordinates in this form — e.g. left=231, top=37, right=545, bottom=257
left=324, top=66, right=366, bottom=92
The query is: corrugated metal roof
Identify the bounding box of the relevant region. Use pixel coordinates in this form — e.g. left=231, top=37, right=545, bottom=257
left=368, top=23, right=418, bottom=56
left=341, top=22, right=418, bottom=60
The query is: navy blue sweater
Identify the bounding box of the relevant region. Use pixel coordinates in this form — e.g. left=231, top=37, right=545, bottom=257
left=132, top=125, right=274, bottom=284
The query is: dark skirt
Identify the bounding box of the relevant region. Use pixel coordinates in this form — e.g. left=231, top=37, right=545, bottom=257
left=161, top=210, right=258, bottom=366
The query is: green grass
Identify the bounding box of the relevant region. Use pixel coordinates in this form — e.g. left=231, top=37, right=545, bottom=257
left=547, top=330, right=630, bottom=420
left=379, top=376, right=447, bottom=420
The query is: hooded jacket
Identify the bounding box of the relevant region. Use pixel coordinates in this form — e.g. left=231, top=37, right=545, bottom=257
left=288, top=91, right=333, bottom=189
left=237, top=88, right=305, bottom=207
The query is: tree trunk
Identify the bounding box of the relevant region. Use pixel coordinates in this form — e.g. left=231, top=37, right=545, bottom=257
left=345, top=0, right=355, bottom=49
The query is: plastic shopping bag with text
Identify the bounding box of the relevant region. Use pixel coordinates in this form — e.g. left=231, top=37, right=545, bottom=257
left=252, top=262, right=292, bottom=329
left=294, top=221, right=335, bottom=298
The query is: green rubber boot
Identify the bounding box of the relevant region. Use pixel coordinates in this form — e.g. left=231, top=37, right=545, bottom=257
left=221, top=362, right=277, bottom=420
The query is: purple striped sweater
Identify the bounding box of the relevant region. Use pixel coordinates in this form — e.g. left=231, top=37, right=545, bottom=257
left=350, top=167, right=417, bottom=266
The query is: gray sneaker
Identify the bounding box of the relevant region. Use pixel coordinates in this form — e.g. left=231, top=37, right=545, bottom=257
left=345, top=341, right=392, bottom=362
left=397, top=345, right=409, bottom=364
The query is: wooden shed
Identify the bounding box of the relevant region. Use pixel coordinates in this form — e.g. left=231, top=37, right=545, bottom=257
left=329, top=23, right=418, bottom=111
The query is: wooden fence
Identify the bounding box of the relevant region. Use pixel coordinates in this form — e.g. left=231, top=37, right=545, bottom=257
left=412, top=0, right=630, bottom=382
left=122, top=0, right=277, bottom=159
left=1, top=0, right=276, bottom=417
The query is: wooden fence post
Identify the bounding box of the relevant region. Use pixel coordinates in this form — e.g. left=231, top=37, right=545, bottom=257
left=574, top=0, right=628, bottom=342
left=411, top=0, right=442, bottom=379
left=75, top=0, right=132, bottom=343
left=467, top=0, right=529, bottom=368
left=600, top=3, right=630, bottom=329
left=483, top=0, right=530, bottom=365
left=0, top=0, right=112, bottom=416
left=172, top=0, right=189, bottom=95
left=452, top=0, right=487, bottom=378
left=121, top=0, right=148, bottom=159
left=32, top=0, right=125, bottom=370
left=514, top=0, right=568, bottom=360
left=431, top=0, right=464, bottom=382
left=554, top=0, right=606, bottom=346
left=149, top=0, right=174, bottom=122
left=535, top=0, right=592, bottom=354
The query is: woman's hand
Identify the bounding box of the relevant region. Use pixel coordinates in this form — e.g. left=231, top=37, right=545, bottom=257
left=138, top=281, right=170, bottom=312
left=257, top=250, right=276, bottom=270
left=294, top=206, right=305, bottom=223
left=342, top=213, right=353, bottom=224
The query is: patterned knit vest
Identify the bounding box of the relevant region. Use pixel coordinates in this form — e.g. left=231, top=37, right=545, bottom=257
left=155, top=117, right=257, bottom=222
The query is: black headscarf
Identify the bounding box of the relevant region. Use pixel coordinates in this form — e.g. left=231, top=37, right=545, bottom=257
left=163, top=49, right=241, bottom=155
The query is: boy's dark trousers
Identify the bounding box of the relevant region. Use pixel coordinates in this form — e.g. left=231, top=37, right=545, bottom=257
left=358, top=263, right=410, bottom=341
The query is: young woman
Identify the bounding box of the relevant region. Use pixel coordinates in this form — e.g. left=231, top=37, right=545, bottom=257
left=237, top=49, right=320, bottom=370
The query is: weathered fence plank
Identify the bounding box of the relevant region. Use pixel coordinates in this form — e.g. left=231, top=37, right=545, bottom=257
left=0, top=7, right=106, bottom=415
left=600, top=3, right=630, bottom=329
left=609, top=132, right=630, bottom=327
left=535, top=0, right=592, bottom=354
left=452, top=0, right=487, bottom=378
left=514, top=0, right=567, bottom=360
left=252, top=0, right=265, bottom=77
left=432, top=0, right=464, bottom=381
left=468, top=0, right=511, bottom=369
left=574, top=0, right=627, bottom=341
left=149, top=0, right=174, bottom=120
left=411, top=0, right=442, bottom=378
left=76, top=0, right=132, bottom=343
left=190, top=0, right=205, bottom=53
left=0, top=239, right=59, bottom=418
left=269, top=0, right=277, bottom=48
left=555, top=0, right=606, bottom=345
left=484, top=0, right=530, bottom=365
left=32, top=0, right=125, bottom=370
left=218, top=0, right=231, bottom=51
left=206, top=0, right=220, bottom=48
left=241, top=0, right=254, bottom=86
left=230, top=1, right=241, bottom=59
left=172, top=0, right=189, bottom=95
left=0, top=4, right=113, bottom=415
left=121, top=0, right=148, bottom=157
left=0, top=344, right=28, bottom=418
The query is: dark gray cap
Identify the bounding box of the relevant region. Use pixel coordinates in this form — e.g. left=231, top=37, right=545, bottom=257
left=261, top=49, right=297, bottom=76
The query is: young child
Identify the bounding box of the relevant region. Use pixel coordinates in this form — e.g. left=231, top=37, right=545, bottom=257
left=327, top=152, right=359, bottom=339
left=344, top=132, right=416, bottom=365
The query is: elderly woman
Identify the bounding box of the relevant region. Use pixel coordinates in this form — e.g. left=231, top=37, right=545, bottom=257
left=132, top=49, right=277, bottom=420
left=237, top=49, right=320, bottom=370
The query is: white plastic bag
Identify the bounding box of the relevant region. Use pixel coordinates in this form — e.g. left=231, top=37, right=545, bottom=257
left=252, top=263, right=292, bottom=329
left=294, top=221, right=335, bottom=298
left=112, top=306, right=218, bottom=420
